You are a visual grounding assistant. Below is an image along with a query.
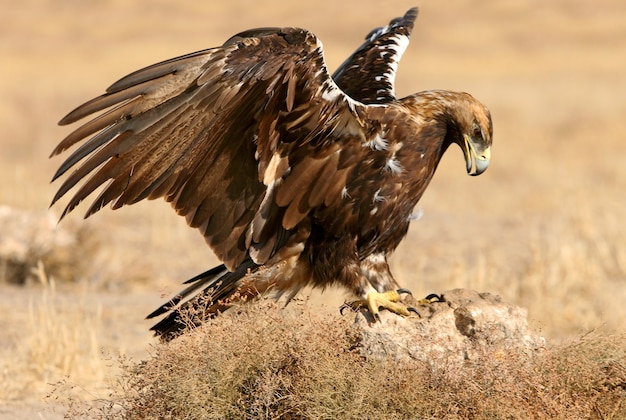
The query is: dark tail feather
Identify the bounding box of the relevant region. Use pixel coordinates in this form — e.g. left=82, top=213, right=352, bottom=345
left=148, top=259, right=259, bottom=340
left=146, top=264, right=229, bottom=319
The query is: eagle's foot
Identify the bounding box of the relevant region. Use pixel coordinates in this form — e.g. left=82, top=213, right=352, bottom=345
left=341, top=289, right=418, bottom=321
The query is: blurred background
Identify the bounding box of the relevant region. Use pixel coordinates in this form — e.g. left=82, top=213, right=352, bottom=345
left=1, top=0, right=625, bottom=414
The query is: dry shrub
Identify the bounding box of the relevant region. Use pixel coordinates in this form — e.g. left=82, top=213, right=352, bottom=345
left=66, top=301, right=626, bottom=420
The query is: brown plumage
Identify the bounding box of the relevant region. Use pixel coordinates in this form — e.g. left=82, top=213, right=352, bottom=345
left=333, top=7, right=417, bottom=103
left=50, top=8, right=492, bottom=339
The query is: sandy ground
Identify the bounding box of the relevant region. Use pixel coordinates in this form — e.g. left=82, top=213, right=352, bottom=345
left=1, top=0, right=626, bottom=417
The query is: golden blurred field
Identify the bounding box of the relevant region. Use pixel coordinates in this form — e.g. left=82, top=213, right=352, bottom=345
left=1, top=0, right=625, bottom=417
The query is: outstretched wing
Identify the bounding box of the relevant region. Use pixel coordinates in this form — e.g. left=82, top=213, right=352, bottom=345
left=51, top=27, right=367, bottom=271
left=332, top=7, right=418, bottom=103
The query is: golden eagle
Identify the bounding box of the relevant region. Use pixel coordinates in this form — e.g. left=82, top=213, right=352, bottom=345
left=50, top=8, right=492, bottom=339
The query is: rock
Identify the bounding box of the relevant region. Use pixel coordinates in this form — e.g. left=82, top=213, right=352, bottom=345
left=0, top=205, right=92, bottom=284
left=351, top=289, right=545, bottom=366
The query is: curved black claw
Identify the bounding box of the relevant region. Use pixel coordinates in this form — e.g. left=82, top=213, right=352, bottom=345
left=340, top=301, right=361, bottom=315
left=407, top=306, right=422, bottom=317
left=396, top=288, right=413, bottom=296
left=339, top=303, right=350, bottom=315
left=423, top=293, right=443, bottom=303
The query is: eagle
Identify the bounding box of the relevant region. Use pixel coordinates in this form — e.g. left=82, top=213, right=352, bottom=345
left=50, top=8, right=492, bottom=340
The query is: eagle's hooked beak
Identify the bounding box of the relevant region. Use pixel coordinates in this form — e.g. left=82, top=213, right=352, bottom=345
left=463, top=134, right=491, bottom=176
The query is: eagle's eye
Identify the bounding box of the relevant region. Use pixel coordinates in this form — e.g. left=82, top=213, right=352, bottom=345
left=472, top=124, right=482, bottom=139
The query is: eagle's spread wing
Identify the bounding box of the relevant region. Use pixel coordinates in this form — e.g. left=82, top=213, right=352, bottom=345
left=51, top=27, right=366, bottom=271
left=332, top=7, right=418, bottom=103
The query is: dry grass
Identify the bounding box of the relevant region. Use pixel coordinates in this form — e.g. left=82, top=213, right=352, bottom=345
left=424, top=196, right=626, bottom=338
left=0, top=265, right=107, bottom=403
left=1, top=0, right=626, bottom=416
left=58, top=302, right=626, bottom=419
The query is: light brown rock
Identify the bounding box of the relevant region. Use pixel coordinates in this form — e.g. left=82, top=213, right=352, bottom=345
left=351, top=289, right=545, bottom=365
left=0, top=205, right=85, bottom=284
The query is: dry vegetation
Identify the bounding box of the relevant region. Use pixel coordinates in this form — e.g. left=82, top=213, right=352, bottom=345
left=64, top=303, right=626, bottom=419
left=1, top=0, right=625, bottom=418
left=1, top=272, right=106, bottom=401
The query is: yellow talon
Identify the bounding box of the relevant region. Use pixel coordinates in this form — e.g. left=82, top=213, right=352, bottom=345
left=341, top=289, right=416, bottom=321
left=366, top=290, right=412, bottom=320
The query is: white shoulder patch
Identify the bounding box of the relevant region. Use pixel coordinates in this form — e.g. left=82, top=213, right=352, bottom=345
left=365, top=133, right=389, bottom=151
left=385, top=157, right=404, bottom=175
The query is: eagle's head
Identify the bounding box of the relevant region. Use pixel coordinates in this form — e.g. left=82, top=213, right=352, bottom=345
left=451, top=93, right=492, bottom=176
left=404, top=90, right=492, bottom=176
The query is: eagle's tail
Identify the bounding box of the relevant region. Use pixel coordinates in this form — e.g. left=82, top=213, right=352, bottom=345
left=147, top=259, right=260, bottom=340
